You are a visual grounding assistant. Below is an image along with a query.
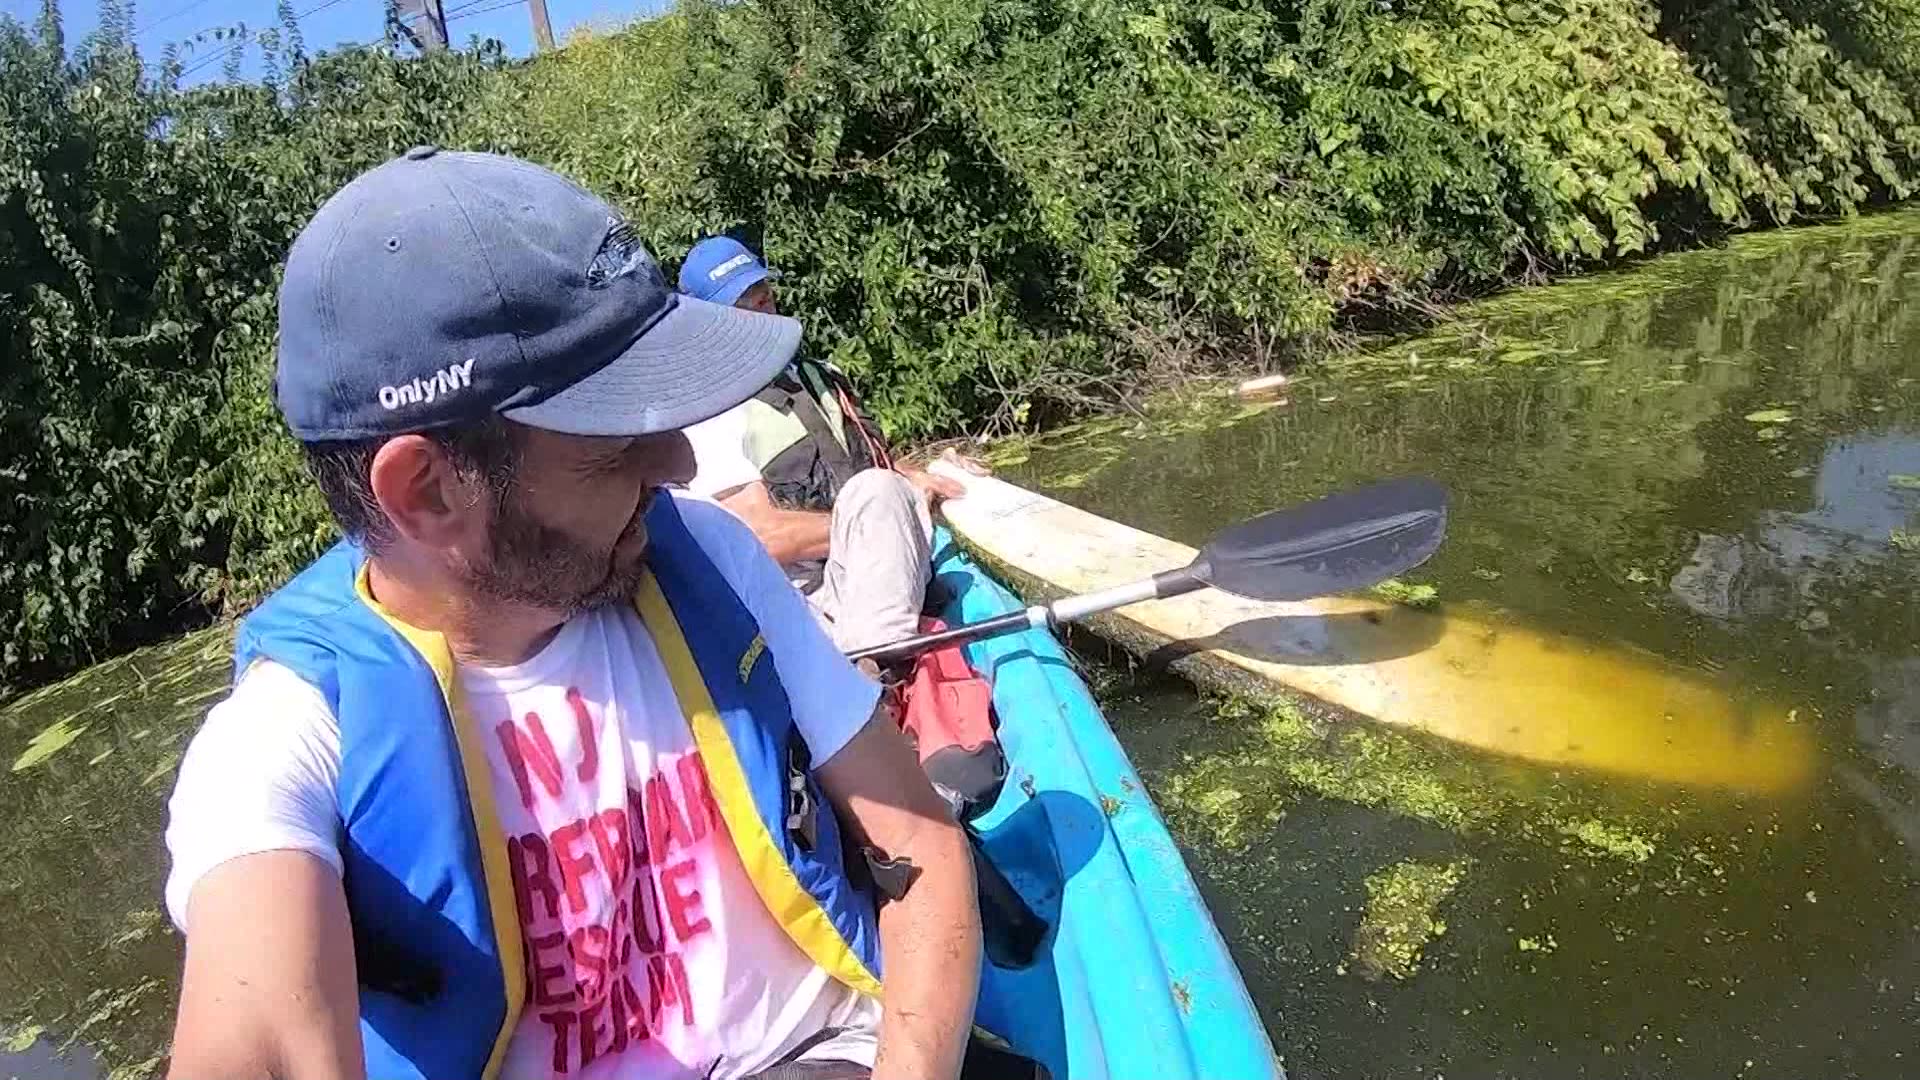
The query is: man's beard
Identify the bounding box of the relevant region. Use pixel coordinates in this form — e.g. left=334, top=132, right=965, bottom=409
left=464, top=493, right=651, bottom=616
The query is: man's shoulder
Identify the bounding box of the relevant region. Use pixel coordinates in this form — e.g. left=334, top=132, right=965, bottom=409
left=652, top=492, right=801, bottom=624
left=664, top=493, right=761, bottom=571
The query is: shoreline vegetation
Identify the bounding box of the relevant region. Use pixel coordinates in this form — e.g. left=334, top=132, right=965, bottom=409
left=3, top=0, right=1919, bottom=691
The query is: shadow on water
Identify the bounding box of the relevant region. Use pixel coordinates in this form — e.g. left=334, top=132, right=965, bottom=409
left=1013, top=210, right=1920, bottom=1079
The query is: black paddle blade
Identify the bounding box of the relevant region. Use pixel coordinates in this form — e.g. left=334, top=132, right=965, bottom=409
left=1189, top=477, right=1448, bottom=601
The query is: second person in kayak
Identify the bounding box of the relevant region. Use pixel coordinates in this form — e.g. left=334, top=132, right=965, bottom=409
left=674, top=238, right=987, bottom=656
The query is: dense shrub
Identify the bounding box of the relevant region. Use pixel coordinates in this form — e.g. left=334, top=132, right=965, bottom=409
left=1659, top=0, right=1920, bottom=213
left=471, top=0, right=1364, bottom=435
left=1, top=0, right=1917, bottom=687
left=0, top=0, right=498, bottom=684
left=1, top=6, right=234, bottom=681
left=1306, top=0, right=1772, bottom=260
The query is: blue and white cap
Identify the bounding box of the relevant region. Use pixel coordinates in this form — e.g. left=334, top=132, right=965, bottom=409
left=677, top=236, right=775, bottom=306
left=274, top=147, right=801, bottom=441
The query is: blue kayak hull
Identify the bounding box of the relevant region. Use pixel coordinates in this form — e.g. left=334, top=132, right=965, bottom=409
left=931, top=529, right=1280, bottom=1079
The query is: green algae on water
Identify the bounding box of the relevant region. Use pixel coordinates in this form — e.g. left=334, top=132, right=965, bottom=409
left=1012, top=208, right=1920, bottom=1079
left=1551, top=816, right=1657, bottom=863
left=1157, top=696, right=1660, bottom=862
left=0, top=626, right=234, bottom=1080
left=10, top=717, right=90, bottom=772
left=2, top=1022, right=44, bottom=1053
left=1156, top=773, right=1281, bottom=851
left=1349, top=859, right=1469, bottom=981
left=1157, top=696, right=1484, bottom=844
left=1368, top=578, right=1440, bottom=609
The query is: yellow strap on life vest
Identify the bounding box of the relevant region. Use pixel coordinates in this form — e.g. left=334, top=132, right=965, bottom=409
left=354, top=566, right=526, bottom=1080
left=635, top=571, right=883, bottom=998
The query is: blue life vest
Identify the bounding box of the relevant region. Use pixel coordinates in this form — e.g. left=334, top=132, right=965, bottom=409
left=232, top=492, right=882, bottom=1080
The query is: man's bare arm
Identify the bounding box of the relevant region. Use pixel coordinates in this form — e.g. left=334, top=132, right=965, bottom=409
left=169, top=851, right=364, bottom=1080
left=715, top=481, right=833, bottom=566
left=817, top=713, right=981, bottom=1080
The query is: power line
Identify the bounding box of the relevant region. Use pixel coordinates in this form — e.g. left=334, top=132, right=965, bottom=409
left=173, top=0, right=353, bottom=80
left=138, top=0, right=224, bottom=37
left=444, top=0, right=522, bottom=21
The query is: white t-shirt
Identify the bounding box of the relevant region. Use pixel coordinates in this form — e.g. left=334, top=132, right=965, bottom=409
left=682, top=406, right=766, bottom=500
left=164, top=499, right=884, bottom=1080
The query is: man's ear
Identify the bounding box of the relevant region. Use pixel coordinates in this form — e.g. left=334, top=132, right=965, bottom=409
left=661, top=430, right=695, bottom=487
left=369, top=435, right=479, bottom=548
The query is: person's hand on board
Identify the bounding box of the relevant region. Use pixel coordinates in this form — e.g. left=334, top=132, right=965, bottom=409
left=900, top=447, right=990, bottom=505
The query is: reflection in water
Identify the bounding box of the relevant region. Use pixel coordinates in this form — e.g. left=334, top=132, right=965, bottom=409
left=1, top=1029, right=106, bottom=1080
left=1673, top=434, right=1920, bottom=622
left=1012, top=211, right=1920, bottom=1079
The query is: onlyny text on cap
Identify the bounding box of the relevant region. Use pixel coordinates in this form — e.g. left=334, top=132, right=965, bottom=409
left=274, top=147, right=802, bottom=442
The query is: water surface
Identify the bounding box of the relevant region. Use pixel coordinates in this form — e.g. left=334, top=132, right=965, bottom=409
left=0, top=630, right=230, bottom=1080
left=6, top=212, right=1920, bottom=1079
left=1014, top=210, right=1920, bottom=1079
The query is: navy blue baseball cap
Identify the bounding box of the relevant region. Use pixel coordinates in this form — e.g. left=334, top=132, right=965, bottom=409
left=275, top=148, right=801, bottom=441
left=677, top=236, right=775, bottom=306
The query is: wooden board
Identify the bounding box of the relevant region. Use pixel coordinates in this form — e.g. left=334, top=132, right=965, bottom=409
left=934, top=469, right=1814, bottom=795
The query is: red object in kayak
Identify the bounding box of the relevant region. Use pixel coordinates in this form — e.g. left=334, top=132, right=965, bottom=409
left=899, top=617, right=1006, bottom=820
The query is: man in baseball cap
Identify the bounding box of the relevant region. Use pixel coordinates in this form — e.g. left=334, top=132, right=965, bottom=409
left=672, top=238, right=989, bottom=658
left=163, top=150, right=980, bottom=1080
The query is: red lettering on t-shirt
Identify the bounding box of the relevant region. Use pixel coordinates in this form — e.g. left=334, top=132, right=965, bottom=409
left=539, top=1008, right=578, bottom=1074
left=645, top=771, right=695, bottom=857
left=612, top=898, right=636, bottom=970
left=675, top=754, right=715, bottom=842
left=588, top=807, right=632, bottom=891
left=629, top=862, right=665, bottom=954
left=497, top=711, right=565, bottom=810
left=568, top=924, right=611, bottom=1005
left=626, top=785, right=650, bottom=862
left=658, top=859, right=713, bottom=943
left=647, top=950, right=695, bottom=1029
left=529, top=930, right=576, bottom=1008
left=606, top=967, right=633, bottom=1055
left=550, top=818, right=599, bottom=915
left=508, top=833, right=562, bottom=925
left=615, top=968, right=651, bottom=1045
left=566, top=687, right=600, bottom=785
left=577, top=994, right=609, bottom=1071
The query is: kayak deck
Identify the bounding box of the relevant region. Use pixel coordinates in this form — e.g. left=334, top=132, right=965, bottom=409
left=931, top=530, right=1280, bottom=1080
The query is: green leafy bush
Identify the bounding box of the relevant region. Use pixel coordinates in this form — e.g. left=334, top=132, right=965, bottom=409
left=471, top=0, right=1365, bottom=436
left=2, top=0, right=1918, bottom=688
left=1, top=7, right=232, bottom=682
left=1660, top=0, right=1920, bottom=213
left=0, top=2, right=497, bottom=686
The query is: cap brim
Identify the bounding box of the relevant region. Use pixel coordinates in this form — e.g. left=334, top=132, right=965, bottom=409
left=709, top=264, right=771, bottom=307
left=502, top=297, right=800, bottom=437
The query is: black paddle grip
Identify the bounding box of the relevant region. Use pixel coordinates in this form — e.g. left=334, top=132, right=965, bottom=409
left=847, top=610, right=1033, bottom=665
left=1150, top=564, right=1208, bottom=599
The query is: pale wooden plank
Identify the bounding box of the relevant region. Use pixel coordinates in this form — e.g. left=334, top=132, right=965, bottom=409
left=934, top=468, right=1813, bottom=795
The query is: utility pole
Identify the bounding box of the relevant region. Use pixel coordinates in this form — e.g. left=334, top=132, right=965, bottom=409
left=528, top=0, right=554, bottom=51
left=392, top=0, right=447, bottom=50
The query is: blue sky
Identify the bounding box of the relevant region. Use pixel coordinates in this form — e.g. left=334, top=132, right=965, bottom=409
left=2, top=0, right=670, bottom=83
